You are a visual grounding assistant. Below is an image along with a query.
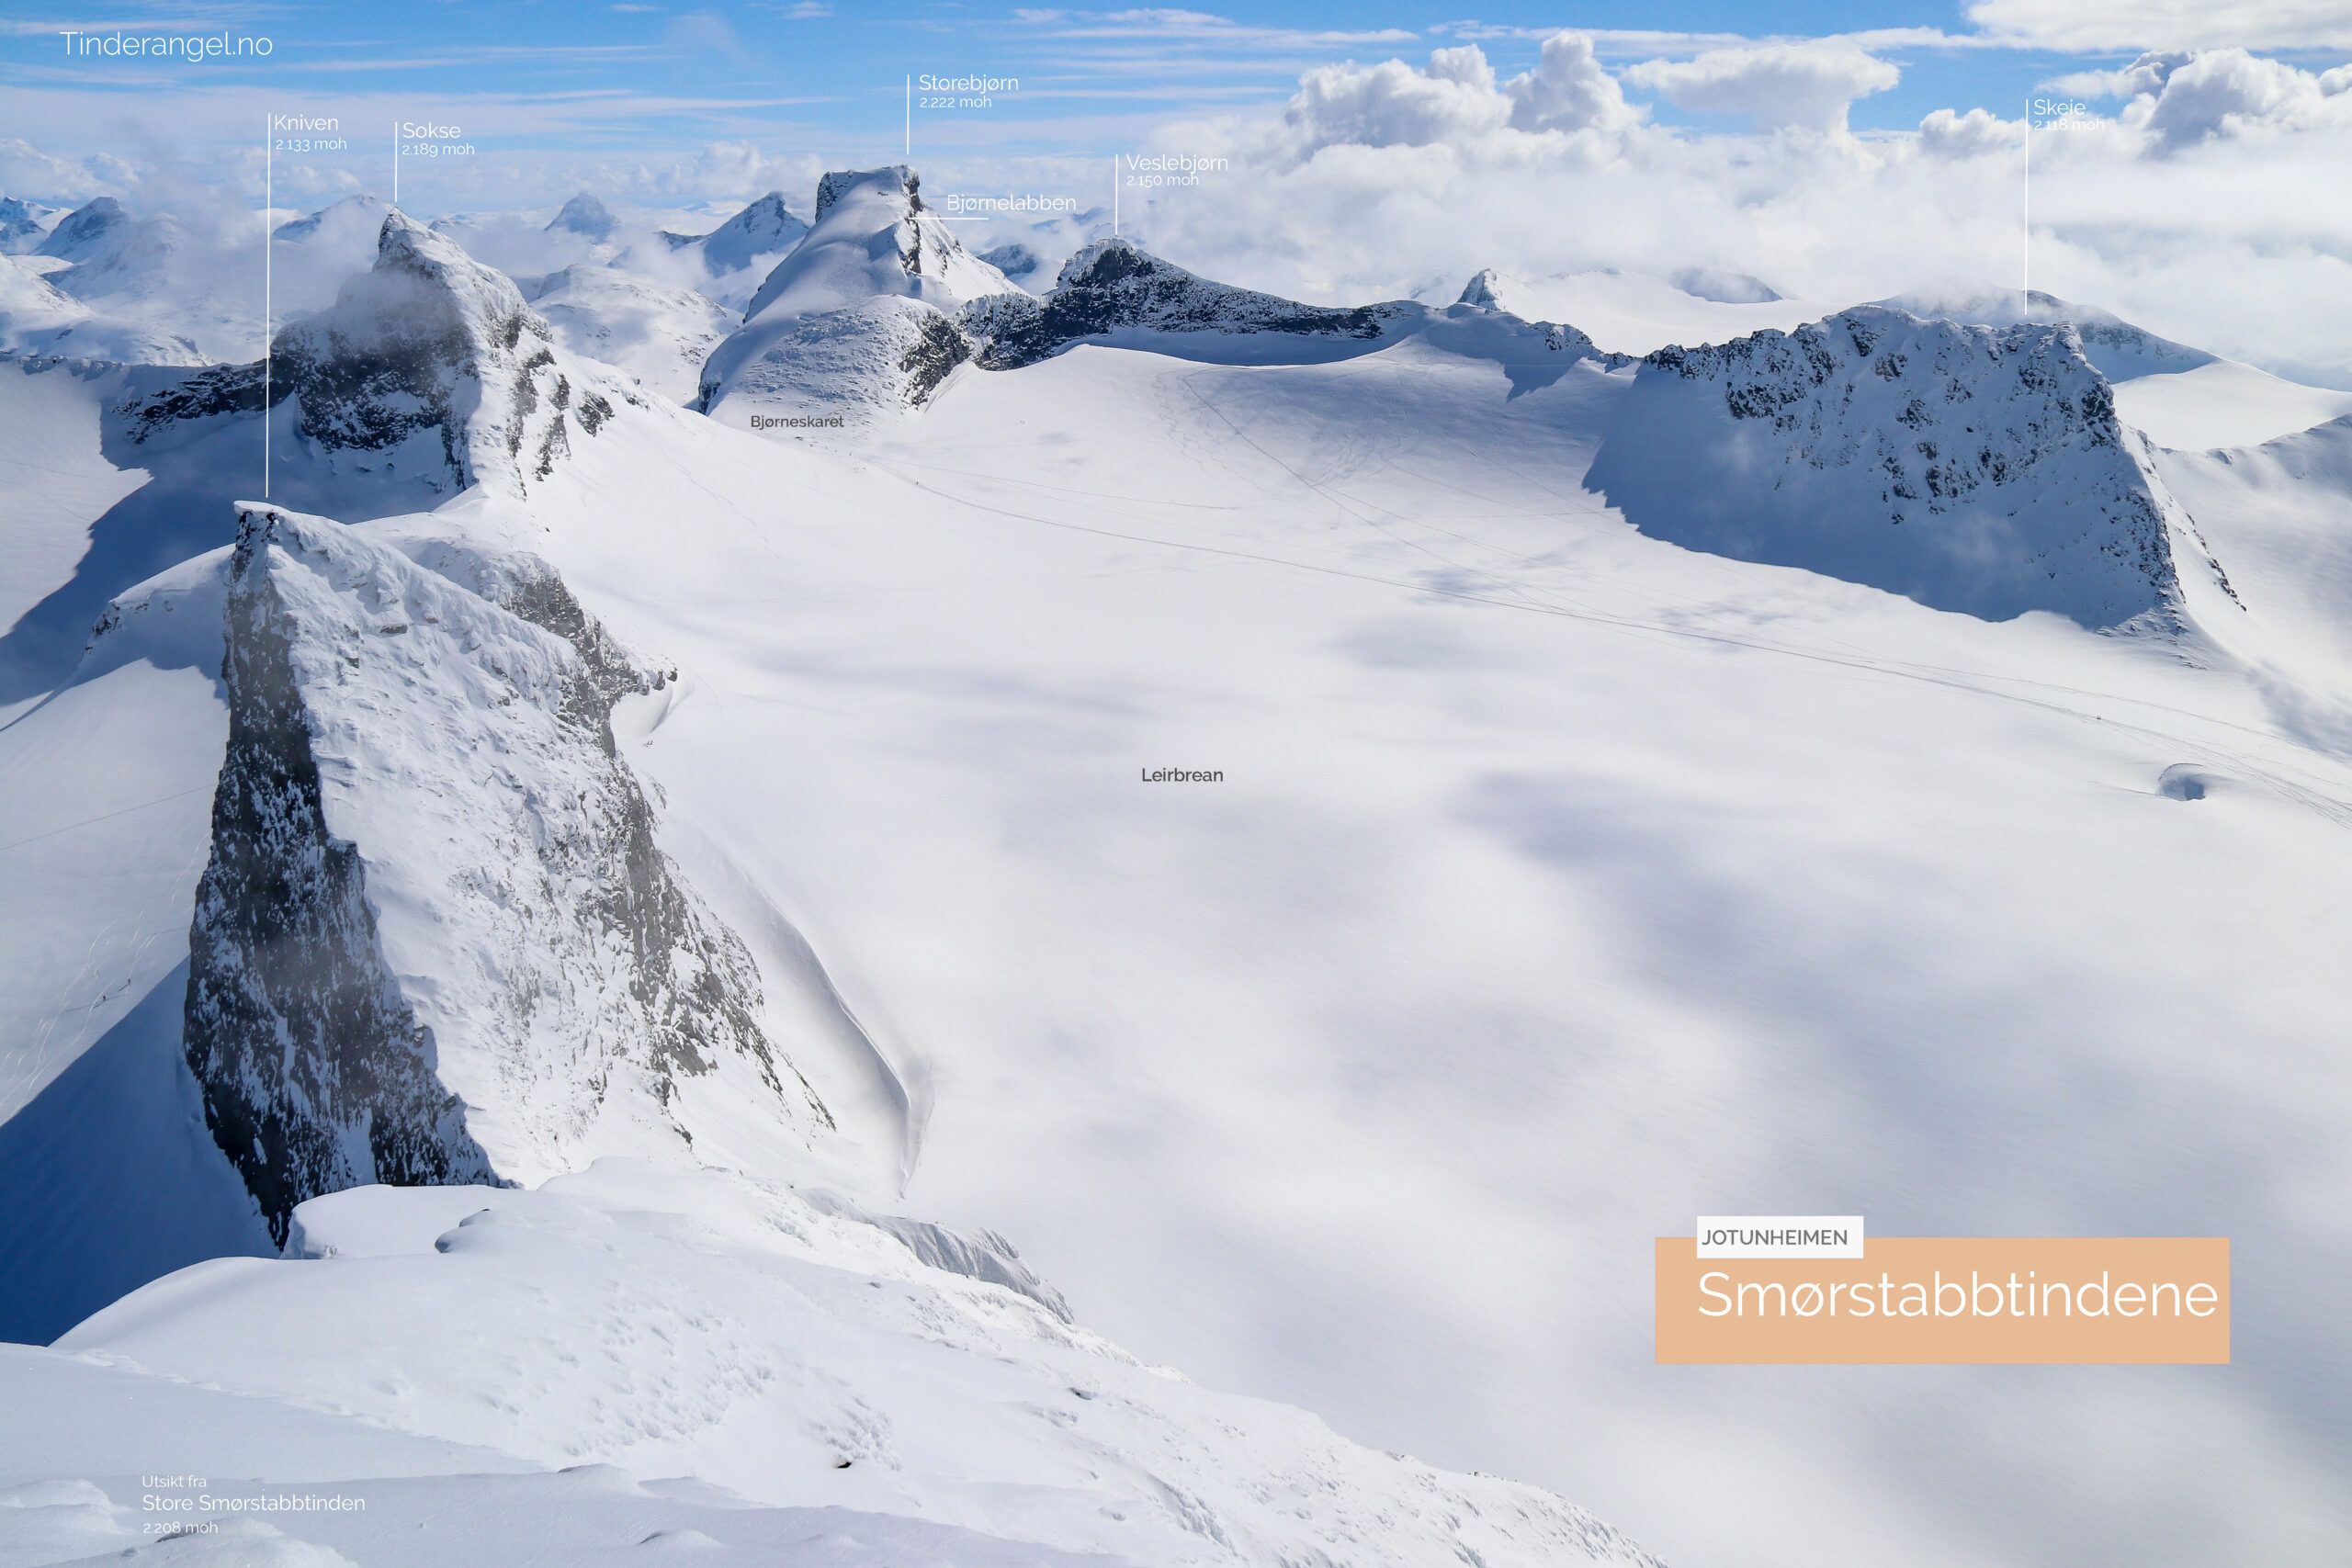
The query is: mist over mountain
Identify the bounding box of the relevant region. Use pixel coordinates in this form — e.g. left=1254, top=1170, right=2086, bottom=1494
left=2, top=121, right=2350, bottom=1568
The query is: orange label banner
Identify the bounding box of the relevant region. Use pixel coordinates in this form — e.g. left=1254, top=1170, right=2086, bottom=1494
left=1655, top=1236, right=2230, bottom=1364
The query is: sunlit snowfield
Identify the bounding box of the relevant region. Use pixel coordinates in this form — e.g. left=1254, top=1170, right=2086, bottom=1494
left=601, top=344, right=2352, bottom=1568
left=5, top=181, right=2352, bottom=1563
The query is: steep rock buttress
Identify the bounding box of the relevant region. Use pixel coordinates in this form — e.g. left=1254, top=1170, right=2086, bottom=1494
left=186, top=505, right=829, bottom=1241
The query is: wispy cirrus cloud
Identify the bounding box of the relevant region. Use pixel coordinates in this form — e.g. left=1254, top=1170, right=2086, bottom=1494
left=1966, top=0, right=2352, bottom=51
left=1011, top=8, right=1419, bottom=50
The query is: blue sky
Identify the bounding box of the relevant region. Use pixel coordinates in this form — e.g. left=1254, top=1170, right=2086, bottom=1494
left=0, top=1, right=2193, bottom=193
left=6, top=1, right=2349, bottom=386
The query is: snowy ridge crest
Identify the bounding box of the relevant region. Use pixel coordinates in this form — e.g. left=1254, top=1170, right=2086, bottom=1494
left=187, top=504, right=830, bottom=1239
left=699, top=166, right=1019, bottom=425
left=267, top=211, right=629, bottom=500
left=799, top=1187, right=1074, bottom=1323
left=966, top=237, right=1421, bottom=369
left=187, top=506, right=501, bottom=1243
left=661, top=191, right=809, bottom=285
left=1586, top=306, right=2210, bottom=628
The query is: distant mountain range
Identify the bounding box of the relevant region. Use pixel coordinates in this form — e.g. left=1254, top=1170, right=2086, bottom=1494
left=4, top=164, right=2351, bottom=1568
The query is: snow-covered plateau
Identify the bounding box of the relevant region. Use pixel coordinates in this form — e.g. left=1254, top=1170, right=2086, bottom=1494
left=3, top=169, right=2350, bottom=1568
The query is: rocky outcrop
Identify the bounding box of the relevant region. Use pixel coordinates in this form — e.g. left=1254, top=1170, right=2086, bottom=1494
left=696, top=167, right=1019, bottom=427
left=185, top=511, right=496, bottom=1243
left=106, top=212, right=641, bottom=520
left=185, top=504, right=829, bottom=1241
left=268, top=212, right=600, bottom=498
left=965, top=238, right=1416, bottom=369
left=1584, top=306, right=2225, bottom=627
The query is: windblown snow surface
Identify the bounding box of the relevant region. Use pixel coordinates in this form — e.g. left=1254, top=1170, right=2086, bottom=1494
left=4, top=174, right=2351, bottom=1568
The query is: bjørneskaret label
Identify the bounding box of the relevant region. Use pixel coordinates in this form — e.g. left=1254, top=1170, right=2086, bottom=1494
left=1141, top=768, right=1222, bottom=782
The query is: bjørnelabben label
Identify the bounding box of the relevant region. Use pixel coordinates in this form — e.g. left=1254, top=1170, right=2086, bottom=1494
left=1655, top=1235, right=2229, bottom=1363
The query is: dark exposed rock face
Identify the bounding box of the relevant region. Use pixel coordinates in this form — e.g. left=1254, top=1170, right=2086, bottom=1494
left=966, top=239, right=1410, bottom=369
left=817, top=167, right=921, bottom=222
left=114, top=361, right=281, bottom=441
left=183, top=505, right=830, bottom=1240
left=109, top=211, right=639, bottom=523
left=185, top=513, right=496, bottom=1245
left=898, top=310, right=971, bottom=407
left=695, top=166, right=1020, bottom=423
left=1584, top=307, right=2222, bottom=628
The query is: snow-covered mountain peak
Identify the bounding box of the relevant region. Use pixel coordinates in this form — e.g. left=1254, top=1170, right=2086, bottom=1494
left=1585, top=304, right=2222, bottom=627
left=1047, top=235, right=1145, bottom=288
left=187, top=502, right=834, bottom=1238
left=1875, top=285, right=2218, bottom=382
left=33, top=197, right=189, bottom=308
left=696, top=166, right=1021, bottom=428
left=1871, top=283, right=2352, bottom=448
left=1456, top=265, right=1837, bottom=355
left=0, top=254, right=203, bottom=363
left=265, top=210, right=639, bottom=502
left=813, top=164, right=917, bottom=223
left=740, top=164, right=1018, bottom=326
left=0, top=194, right=60, bottom=254
left=273, top=193, right=390, bottom=243
left=33, top=197, right=130, bottom=263
left=965, top=236, right=1421, bottom=369
left=368, top=207, right=532, bottom=323
left=650, top=193, right=811, bottom=310
left=547, top=192, right=616, bottom=241
left=695, top=190, right=809, bottom=275
left=1457, top=266, right=1507, bottom=309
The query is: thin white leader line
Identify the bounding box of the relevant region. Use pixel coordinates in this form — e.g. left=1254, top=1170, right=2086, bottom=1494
left=2021, top=94, right=2030, bottom=315
left=905, top=75, right=910, bottom=158
left=0, top=784, right=215, bottom=856
left=264, top=111, right=271, bottom=499
left=392, top=118, right=399, bottom=207
left=1112, top=155, right=1117, bottom=235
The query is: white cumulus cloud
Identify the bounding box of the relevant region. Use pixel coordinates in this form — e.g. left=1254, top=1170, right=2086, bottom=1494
left=1623, top=44, right=1901, bottom=133
left=1283, top=46, right=1514, bottom=152
left=1113, top=38, right=2352, bottom=388
left=2132, top=48, right=2352, bottom=148
left=1507, top=32, right=1646, bottom=135
left=1275, top=35, right=1643, bottom=162
left=1918, top=107, right=2022, bottom=159
left=2041, top=52, right=2192, bottom=100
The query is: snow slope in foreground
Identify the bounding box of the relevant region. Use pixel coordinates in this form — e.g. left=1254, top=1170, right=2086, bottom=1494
left=1, top=1161, right=1661, bottom=1568
left=5, top=214, right=2351, bottom=1568
left=441, top=331, right=2352, bottom=1568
